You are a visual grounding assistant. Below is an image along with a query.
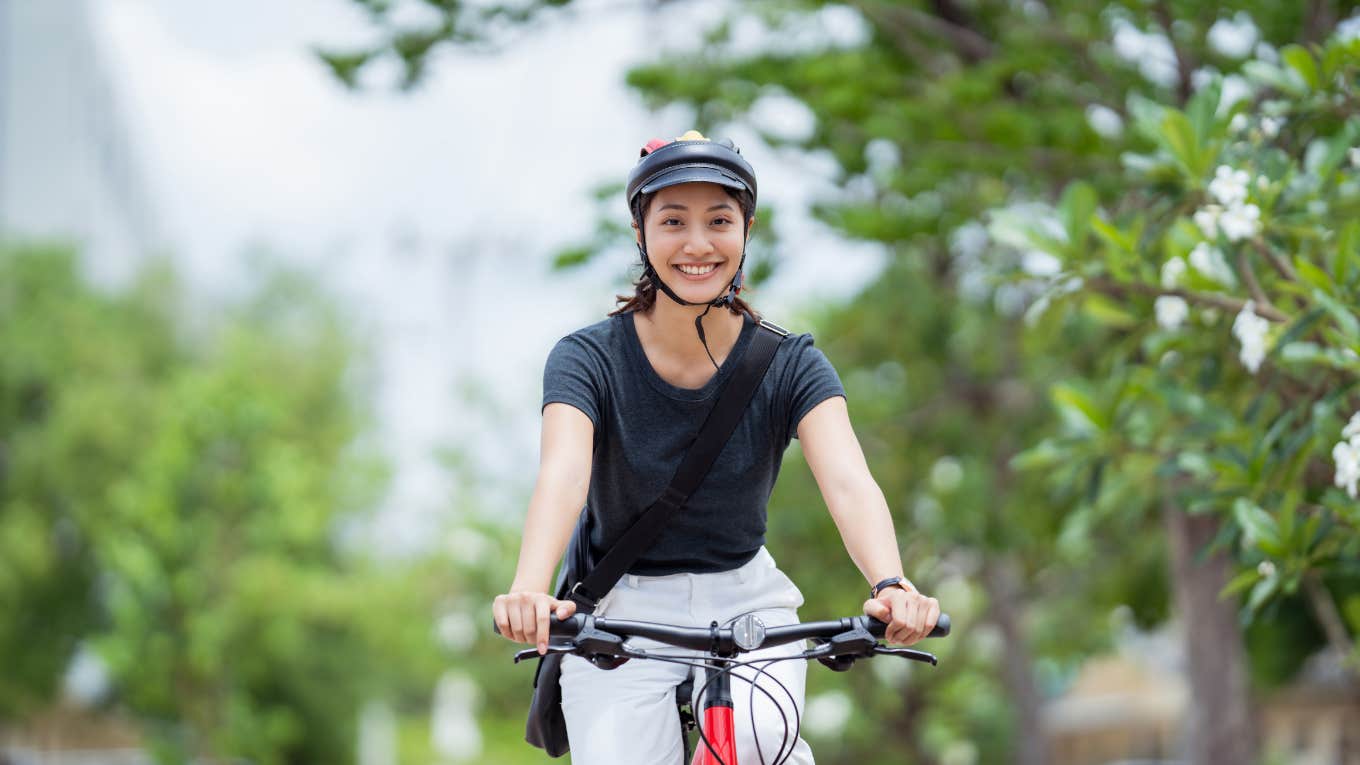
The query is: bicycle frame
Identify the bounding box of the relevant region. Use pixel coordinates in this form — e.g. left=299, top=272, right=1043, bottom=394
left=689, top=657, right=737, bottom=765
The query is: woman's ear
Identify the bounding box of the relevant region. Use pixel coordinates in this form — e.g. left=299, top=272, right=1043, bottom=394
left=745, top=216, right=757, bottom=241
left=632, top=220, right=642, bottom=246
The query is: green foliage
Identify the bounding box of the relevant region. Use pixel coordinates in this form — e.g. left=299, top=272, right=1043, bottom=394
left=0, top=244, right=446, bottom=763
left=1012, top=26, right=1360, bottom=657
left=323, top=0, right=1360, bottom=758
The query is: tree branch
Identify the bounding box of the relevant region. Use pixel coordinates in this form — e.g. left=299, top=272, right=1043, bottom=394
left=854, top=0, right=994, bottom=66
left=1086, top=276, right=1290, bottom=322
left=1251, top=237, right=1299, bottom=282
left=1303, top=573, right=1359, bottom=674
left=1236, top=250, right=1279, bottom=316
left=1151, top=0, right=1195, bottom=105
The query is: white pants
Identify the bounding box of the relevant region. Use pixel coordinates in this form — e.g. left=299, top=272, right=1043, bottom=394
left=560, top=547, right=815, bottom=765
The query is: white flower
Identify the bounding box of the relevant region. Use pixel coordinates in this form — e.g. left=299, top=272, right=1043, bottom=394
left=1337, top=13, right=1360, bottom=44
left=1189, top=242, right=1238, bottom=286
left=1022, top=250, right=1062, bottom=277
left=929, top=457, right=965, bottom=493
left=1333, top=438, right=1360, bottom=499
left=1155, top=296, right=1189, bottom=330
left=1111, top=18, right=1180, bottom=88
left=1233, top=301, right=1270, bottom=374
left=1229, top=114, right=1250, bottom=134
left=1194, top=205, right=1222, bottom=239
left=1191, top=66, right=1217, bottom=92
left=1343, top=411, right=1360, bottom=441
left=1255, top=41, right=1279, bottom=64
left=1086, top=104, right=1125, bottom=139
left=1261, top=116, right=1283, bottom=139
left=1257, top=560, right=1277, bottom=578
left=1208, top=12, right=1260, bottom=59
left=949, top=221, right=989, bottom=261
left=1219, top=75, right=1254, bottom=115
left=1161, top=257, right=1187, bottom=288
left=1209, top=165, right=1251, bottom=206
left=1219, top=203, right=1262, bottom=242
left=1350, top=147, right=1360, bottom=169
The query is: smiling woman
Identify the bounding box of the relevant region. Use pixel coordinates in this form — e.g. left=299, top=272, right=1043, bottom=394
left=492, top=131, right=941, bottom=765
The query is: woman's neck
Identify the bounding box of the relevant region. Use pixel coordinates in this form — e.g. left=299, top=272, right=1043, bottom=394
left=635, top=294, right=745, bottom=368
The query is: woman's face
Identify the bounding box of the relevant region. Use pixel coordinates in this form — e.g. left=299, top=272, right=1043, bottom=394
left=638, top=181, right=749, bottom=306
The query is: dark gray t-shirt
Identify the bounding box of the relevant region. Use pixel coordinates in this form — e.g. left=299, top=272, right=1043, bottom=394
left=542, top=311, right=846, bottom=575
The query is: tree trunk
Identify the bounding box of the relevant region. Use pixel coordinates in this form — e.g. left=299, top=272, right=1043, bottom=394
left=983, top=556, right=1049, bottom=765
left=1163, top=500, right=1257, bottom=765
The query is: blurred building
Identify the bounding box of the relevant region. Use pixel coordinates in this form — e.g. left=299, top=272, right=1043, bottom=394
left=0, top=0, right=157, bottom=285
left=1045, top=641, right=1360, bottom=765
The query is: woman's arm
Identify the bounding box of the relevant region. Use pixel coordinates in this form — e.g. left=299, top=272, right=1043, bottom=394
left=493, top=402, right=594, bottom=653
left=797, top=395, right=940, bottom=645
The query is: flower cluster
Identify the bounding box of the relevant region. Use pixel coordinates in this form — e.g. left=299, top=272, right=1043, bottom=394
left=1188, top=241, right=1237, bottom=286
left=1333, top=412, right=1360, bottom=499
left=1155, top=295, right=1189, bottom=330
left=1195, top=165, right=1263, bottom=242
left=1232, top=301, right=1270, bottom=374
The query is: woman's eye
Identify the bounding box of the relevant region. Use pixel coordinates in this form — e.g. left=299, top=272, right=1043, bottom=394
left=662, top=218, right=683, bottom=226
left=711, top=217, right=733, bottom=226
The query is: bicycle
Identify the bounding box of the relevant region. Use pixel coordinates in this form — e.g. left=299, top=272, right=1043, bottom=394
left=498, top=610, right=952, bottom=765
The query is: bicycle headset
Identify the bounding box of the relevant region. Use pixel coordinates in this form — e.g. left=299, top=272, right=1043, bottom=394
left=626, top=131, right=759, bottom=369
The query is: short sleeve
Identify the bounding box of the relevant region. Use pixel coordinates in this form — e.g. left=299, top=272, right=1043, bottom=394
left=781, top=334, right=846, bottom=440
left=542, top=336, right=603, bottom=427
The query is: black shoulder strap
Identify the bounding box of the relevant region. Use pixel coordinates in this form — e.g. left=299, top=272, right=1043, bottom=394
left=569, top=320, right=789, bottom=612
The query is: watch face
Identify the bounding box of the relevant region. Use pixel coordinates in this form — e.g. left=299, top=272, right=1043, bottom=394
left=731, top=613, right=767, bottom=652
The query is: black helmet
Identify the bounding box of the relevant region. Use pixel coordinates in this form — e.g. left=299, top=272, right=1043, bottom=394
left=626, top=132, right=758, bottom=216
left=626, top=131, right=759, bottom=372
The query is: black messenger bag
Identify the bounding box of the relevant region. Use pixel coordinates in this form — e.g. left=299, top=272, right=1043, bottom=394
left=524, top=319, right=787, bottom=756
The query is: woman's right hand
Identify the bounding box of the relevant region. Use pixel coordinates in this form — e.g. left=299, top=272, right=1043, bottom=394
left=493, top=590, right=579, bottom=655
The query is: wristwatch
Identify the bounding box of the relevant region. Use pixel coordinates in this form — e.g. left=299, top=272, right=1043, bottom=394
left=870, top=576, right=916, bottom=600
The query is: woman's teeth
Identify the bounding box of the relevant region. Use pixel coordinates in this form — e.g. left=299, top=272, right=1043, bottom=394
left=677, top=263, right=717, bottom=275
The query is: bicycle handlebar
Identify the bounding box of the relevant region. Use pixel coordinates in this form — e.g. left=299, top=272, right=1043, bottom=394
left=494, top=611, right=950, bottom=658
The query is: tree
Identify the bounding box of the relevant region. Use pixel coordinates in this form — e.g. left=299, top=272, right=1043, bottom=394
left=324, top=1, right=1360, bottom=762
left=0, top=244, right=448, bottom=764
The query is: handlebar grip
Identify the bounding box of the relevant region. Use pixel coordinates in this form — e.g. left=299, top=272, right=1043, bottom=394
left=866, top=612, right=951, bottom=638
left=933, top=613, right=951, bottom=637
left=491, top=612, right=577, bottom=637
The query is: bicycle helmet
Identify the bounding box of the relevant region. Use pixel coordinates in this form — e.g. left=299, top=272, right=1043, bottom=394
left=627, top=130, right=757, bottom=310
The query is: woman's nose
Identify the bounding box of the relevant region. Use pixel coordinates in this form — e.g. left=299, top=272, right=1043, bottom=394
left=683, top=229, right=715, bottom=255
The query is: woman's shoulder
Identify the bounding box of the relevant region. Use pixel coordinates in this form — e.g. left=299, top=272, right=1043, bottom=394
left=547, top=313, right=631, bottom=363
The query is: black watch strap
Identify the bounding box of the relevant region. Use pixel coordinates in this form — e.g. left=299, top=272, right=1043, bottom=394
left=870, top=576, right=915, bottom=600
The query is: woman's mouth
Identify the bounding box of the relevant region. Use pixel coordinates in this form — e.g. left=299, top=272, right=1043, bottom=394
left=673, top=262, right=720, bottom=280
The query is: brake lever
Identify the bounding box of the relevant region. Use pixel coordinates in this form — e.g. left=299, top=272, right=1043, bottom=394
left=512, top=643, right=577, bottom=664
left=872, top=645, right=938, bottom=666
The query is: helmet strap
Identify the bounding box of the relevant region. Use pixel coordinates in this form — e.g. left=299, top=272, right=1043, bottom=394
left=634, top=214, right=749, bottom=372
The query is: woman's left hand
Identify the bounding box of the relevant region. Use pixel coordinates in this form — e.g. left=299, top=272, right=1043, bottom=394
left=863, top=587, right=941, bottom=646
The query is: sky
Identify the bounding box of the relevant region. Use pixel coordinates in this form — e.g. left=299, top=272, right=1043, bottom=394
left=90, top=0, right=889, bottom=554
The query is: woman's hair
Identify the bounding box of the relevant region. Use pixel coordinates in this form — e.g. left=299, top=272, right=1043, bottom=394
left=610, top=186, right=759, bottom=320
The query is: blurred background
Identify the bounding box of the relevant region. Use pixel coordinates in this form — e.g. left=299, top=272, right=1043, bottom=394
left=2, top=1, right=1359, bottom=763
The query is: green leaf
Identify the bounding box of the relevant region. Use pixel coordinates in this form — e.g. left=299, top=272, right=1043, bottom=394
left=1313, top=288, right=1360, bottom=340
left=1280, top=44, right=1320, bottom=91
left=1246, top=574, right=1280, bottom=615
left=1222, top=568, right=1260, bottom=598
left=1233, top=498, right=1283, bottom=555
left=1091, top=216, right=1136, bottom=255
left=1336, top=221, right=1358, bottom=286
left=1081, top=293, right=1139, bottom=328
left=1295, top=257, right=1336, bottom=295
left=1059, top=182, right=1098, bottom=251
left=1160, top=110, right=1203, bottom=179
left=1242, top=60, right=1307, bottom=97
left=551, top=246, right=593, bottom=270
left=1052, top=384, right=1108, bottom=432
left=1010, top=438, right=1068, bottom=471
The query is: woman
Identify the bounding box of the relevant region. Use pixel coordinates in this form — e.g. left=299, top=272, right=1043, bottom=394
left=493, top=131, right=941, bottom=763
